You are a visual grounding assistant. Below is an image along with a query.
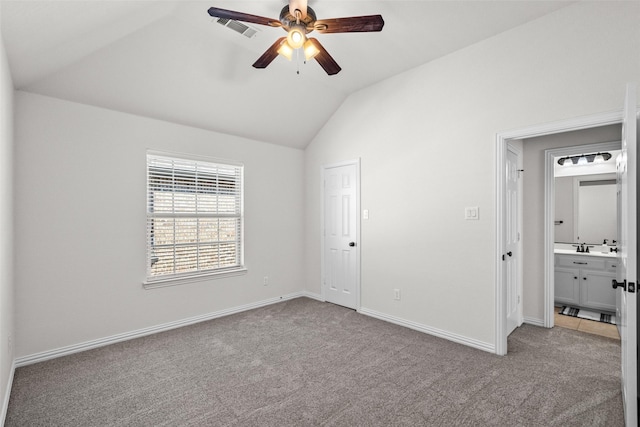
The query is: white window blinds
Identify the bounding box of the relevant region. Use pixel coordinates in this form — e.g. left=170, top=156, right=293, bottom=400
left=146, top=153, right=243, bottom=280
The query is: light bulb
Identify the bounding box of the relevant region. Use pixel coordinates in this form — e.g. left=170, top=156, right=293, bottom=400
left=287, top=26, right=306, bottom=49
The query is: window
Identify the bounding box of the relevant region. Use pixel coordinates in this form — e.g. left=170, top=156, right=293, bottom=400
left=146, top=153, right=244, bottom=283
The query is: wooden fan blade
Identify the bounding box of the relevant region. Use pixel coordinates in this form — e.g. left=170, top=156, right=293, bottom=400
left=207, top=7, right=281, bottom=27
left=307, top=38, right=341, bottom=75
left=314, top=15, right=384, bottom=33
left=253, top=37, right=287, bottom=69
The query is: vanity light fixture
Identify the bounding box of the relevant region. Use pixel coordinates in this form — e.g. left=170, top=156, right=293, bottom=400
left=557, top=152, right=612, bottom=166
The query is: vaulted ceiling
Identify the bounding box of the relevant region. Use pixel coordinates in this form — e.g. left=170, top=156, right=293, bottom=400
left=1, top=1, right=574, bottom=149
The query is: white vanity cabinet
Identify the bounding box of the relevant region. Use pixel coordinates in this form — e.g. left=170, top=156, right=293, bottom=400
left=554, top=254, right=616, bottom=312
left=554, top=267, right=580, bottom=306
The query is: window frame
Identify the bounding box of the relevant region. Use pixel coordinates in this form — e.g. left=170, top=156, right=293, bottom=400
left=144, top=151, right=246, bottom=289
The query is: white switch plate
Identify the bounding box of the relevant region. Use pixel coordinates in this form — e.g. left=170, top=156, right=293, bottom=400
left=465, top=207, right=479, bottom=220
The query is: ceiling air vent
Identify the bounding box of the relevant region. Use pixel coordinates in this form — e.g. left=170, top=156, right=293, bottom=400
left=217, top=18, right=258, bottom=38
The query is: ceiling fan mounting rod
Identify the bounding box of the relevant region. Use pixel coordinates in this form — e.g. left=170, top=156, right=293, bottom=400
left=289, top=0, right=308, bottom=19
left=279, top=5, right=316, bottom=32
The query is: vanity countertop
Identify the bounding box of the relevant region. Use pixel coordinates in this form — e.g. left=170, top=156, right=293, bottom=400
left=554, top=248, right=617, bottom=258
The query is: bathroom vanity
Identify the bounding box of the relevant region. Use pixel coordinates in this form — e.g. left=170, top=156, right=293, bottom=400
left=554, top=249, right=617, bottom=312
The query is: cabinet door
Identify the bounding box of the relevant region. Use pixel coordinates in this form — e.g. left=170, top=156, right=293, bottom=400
left=554, top=267, right=579, bottom=305
left=580, top=270, right=616, bottom=312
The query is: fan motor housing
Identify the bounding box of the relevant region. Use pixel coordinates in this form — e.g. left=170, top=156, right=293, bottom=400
left=279, top=5, right=317, bottom=32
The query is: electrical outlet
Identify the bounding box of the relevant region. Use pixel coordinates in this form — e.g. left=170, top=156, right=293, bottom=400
left=263, top=276, right=269, bottom=286
left=394, top=289, right=401, bottom=301
left=7, top=334, right=12, bottom=355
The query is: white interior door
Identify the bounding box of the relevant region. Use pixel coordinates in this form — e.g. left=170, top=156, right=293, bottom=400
left=323, top=162, right=359, bottom=309
left=506, top=145, right=522, bottom=335
left=615, top=82, right=637, bottom=425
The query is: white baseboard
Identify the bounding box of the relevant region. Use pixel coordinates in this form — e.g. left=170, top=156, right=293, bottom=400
left=1, top=360, right=15, bottom=426
left=299, top=290, right=324, bottom=302
left=15, top=292, right=308, bottom=367
left=359, top=307, right=495, bottom=354
left=523, top=316, right=545, bottom=327
left=14, top=293, right=496, bottom=369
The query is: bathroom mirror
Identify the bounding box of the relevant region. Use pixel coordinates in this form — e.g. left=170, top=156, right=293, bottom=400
left=554, top=174, right=617, bottom=245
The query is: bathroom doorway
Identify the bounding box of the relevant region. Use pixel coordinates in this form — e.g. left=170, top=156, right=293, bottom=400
left=544, top=139, right=621, bottom=339
left=496, top=84, right=638, bottom=425
left=495, top=115, right=624, bottom=356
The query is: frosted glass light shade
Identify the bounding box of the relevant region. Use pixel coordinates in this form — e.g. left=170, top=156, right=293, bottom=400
left=303, top=39, right=320, bottom=60
left=277, top=41, right=294, bottom=60
left=287, top=27, right=305, bottom=49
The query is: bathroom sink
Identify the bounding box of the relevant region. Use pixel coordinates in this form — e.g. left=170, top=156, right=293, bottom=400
left=554, top=248, right=616, bottom=257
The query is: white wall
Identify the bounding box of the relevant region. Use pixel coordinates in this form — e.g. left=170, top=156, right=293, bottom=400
left=304, top=1, right=640, bottom=349
left=14, top=92, right=305, bottom=358
left=0, top=24, right=14, bottom=421
left=523, top=125, right=621, bottom=322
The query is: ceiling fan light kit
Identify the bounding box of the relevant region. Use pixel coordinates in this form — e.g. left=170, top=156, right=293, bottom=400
left=207, top=1, right=384, bottom=75
left=286, top=25, right=306, bottom=50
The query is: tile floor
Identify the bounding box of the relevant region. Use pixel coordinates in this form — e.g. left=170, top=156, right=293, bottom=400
left=554, top=306, right=620, bottom=340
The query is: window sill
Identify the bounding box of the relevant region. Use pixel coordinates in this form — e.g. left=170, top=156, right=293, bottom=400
left=143, top=268, right=248, bottom=290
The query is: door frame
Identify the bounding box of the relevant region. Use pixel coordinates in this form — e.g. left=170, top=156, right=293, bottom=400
left=320, top=158, right=361, bottom=311
left=495, top=110, right=623, bottom=355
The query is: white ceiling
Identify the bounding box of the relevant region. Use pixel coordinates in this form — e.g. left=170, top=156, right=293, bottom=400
left=1, top=0, right=574, bottom=149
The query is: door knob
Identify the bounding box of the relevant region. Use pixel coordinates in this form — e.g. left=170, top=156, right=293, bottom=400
left=506, top=251, right=512, bottom=257
left=349, top=242, right=356, bottom=247
left=612, top=279, right=626, bottom=290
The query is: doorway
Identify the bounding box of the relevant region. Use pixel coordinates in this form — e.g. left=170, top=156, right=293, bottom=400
left=544, top=139, right=621, bottom=329
left=495, top=111, right=624, bottom=355
left=497, top=84, right=637, bottom=426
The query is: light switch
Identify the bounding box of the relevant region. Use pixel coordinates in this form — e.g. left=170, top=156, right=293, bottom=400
left=363, top=209, right=369, bottom=220
left=465, top=207, right=479, bottom=220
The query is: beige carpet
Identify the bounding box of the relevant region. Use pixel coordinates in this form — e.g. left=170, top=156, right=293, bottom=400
left=6, top=297, right=623, bottom=426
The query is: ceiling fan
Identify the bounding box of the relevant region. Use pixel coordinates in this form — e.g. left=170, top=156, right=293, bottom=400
left=207, top=0, right=384, bottom=75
